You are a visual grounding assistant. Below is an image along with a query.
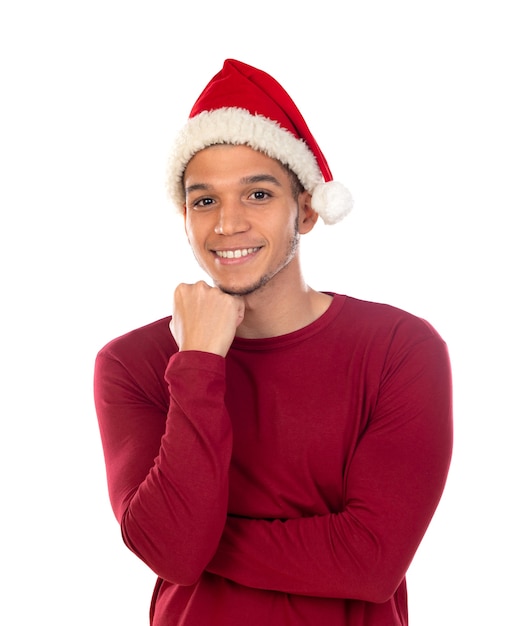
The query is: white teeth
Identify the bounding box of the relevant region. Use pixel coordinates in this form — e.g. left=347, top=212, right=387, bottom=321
left=215, top=247, right=259, bottom=259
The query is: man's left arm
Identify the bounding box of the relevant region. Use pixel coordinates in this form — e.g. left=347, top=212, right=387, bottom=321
left=207, top=334, right=453, bottom=602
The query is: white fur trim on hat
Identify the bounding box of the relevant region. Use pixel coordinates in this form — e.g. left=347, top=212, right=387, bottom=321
left=167, top=107, right=352, bottom=224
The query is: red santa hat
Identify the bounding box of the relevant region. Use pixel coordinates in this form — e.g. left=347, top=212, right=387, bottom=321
left=167, top=59, right=353, bottom=225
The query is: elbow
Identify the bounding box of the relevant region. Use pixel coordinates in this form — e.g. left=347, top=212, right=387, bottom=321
left=152, top=557, right=208, bottom=587
left=121, top=509, right=222, bottom=586
left=122, top=528, right=216, bottom=586
left=156, top=538, right=222, bottom=586
left=366, top=580, right=403, bottom=605
left=356, top=561, right=408, bottom=604
left=344, top=574, right=403, bottom=605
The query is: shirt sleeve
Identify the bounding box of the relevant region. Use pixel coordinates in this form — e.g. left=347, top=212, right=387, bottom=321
left=94, top=348, right=233, bottom=585
left=207, top=334, right=453, bottom=603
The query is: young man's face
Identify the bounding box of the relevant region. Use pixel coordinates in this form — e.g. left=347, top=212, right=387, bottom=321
left=183, top=144, right=315, bottom=297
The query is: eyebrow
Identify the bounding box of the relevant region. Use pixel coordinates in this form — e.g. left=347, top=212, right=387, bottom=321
left=185, top=183, right=211, bottom=195
left=240, top=174, right=282, bottom=187
left=185, top=174, right=282, bottom=195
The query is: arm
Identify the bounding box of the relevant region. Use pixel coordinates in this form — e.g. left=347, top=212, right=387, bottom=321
left=94, top=348, right=233, bottom=585
left=94, top=282, right=244, bottom=585
left=207, top=334, right=453, bottom=602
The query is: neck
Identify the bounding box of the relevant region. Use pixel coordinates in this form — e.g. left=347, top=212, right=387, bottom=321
left=234, top=270, right=332, bottom=339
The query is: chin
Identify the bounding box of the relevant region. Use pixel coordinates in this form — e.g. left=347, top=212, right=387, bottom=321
left=218, top=284, right=259, bottom=297
left=217, top=277, right=268, bottom=297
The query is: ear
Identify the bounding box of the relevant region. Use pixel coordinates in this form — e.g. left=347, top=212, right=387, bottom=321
left=298, top=192, right=319, bottom=234
left=182, top=205, right=191, bottom=244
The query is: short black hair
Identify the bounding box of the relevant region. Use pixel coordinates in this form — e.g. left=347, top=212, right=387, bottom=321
left=280, top=161, right=305, bottom=199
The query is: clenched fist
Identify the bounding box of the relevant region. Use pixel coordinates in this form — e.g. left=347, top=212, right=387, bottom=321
left=170, top=281, right=245, bottom=357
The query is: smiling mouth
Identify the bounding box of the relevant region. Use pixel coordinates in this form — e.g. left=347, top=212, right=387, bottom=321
left=214, top=247, right=261, bottom=259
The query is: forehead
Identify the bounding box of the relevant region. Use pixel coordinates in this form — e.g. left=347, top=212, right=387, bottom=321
left=184, top=144, right=289, bottom=181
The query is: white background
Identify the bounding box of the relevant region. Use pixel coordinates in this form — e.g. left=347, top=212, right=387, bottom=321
left=1, top=1, right=514, bottom=624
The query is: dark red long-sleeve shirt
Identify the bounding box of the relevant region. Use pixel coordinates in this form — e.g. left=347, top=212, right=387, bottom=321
left=94, top=294, right=453, bottom=625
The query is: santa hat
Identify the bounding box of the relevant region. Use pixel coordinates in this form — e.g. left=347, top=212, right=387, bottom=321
left=167, top=59, right=353, bottom=225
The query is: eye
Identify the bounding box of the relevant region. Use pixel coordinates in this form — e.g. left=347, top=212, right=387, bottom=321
left=190, top=197, right=215, bottom=211
left=249, top=190, right=271, bottom=201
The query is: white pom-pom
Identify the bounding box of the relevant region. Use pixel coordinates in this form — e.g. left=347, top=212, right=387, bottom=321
left=311, top=181, right=353, bottom=225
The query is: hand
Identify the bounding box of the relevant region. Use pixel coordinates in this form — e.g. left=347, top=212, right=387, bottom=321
left=170, top=281, right=245, bottom=357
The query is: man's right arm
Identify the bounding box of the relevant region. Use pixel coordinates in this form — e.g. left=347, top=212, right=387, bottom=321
left=94, top=346, right=233, bottom=585
left=94, top=281, right=244, bottom=584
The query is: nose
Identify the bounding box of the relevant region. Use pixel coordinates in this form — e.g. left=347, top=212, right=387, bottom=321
left=214, top=199, right=250, bottom=235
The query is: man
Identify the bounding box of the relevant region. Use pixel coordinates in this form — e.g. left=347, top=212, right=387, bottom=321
left=94, top=59, right=453, bottom=625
